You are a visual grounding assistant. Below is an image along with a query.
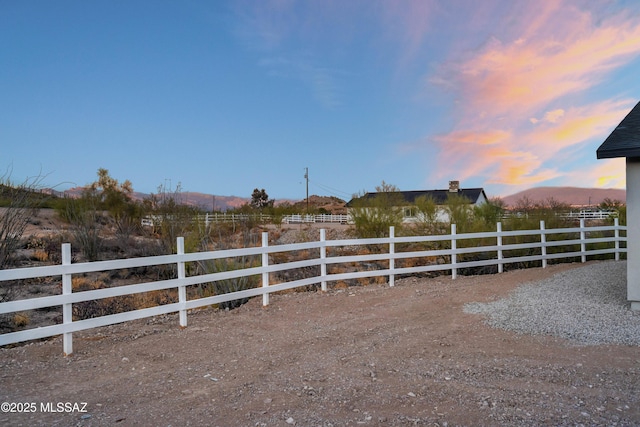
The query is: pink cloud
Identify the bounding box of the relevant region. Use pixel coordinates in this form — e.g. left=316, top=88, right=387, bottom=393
left=428, top=4, right=640, bottom=192
left=430, top=98, right=633, bottom=192
left=448, top=16, right=640, bottom=118
left=526, top=100, right=633, bottom=153
left=566, top=158, right=626, bottom=189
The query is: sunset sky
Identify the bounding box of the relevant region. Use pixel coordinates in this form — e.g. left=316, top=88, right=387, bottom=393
left=2, top=1, right=640, bottom=201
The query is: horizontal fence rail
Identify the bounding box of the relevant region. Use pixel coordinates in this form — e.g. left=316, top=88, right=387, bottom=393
left=0, top=219, right=626, bottom=354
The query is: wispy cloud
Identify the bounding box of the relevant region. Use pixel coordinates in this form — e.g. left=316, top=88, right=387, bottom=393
left=530, top=109, right=564, bottom=125
left=233, top=0, right=347, bottom=108
left=232, top=0, right=297, bottom=51
left=379, top=0, right=438, bottom=66
left=425, top=3, right=640, bottom=193
left=259, top=56, right=343, bottom=108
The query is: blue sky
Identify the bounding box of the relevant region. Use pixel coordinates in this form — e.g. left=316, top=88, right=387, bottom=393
left=2, top=1, right=640, bottom=201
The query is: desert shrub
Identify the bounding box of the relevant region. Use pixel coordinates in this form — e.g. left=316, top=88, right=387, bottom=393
left=291, top=266, right=322, bottom=291
left=411, top=195, right=441, bottom=236
left=71, top=276, right=105, bottom=292
left=71, top=275, right=178, bottom=320
left=31, top=250, right=49, bottom=262
left=444, top=193, right=474, bottom=233
left=143, top=191, right=203, bottom=254
left=195, top=230, right=261, bottom=310
left=13, top=313, right=29, bottom=327
left=0, top=311, right=30, bottom=333
left=58, top=193, right=104, bottom=261
left=128, top=238, right=166, bottom=258
left=350, top=182, right=405, bottom=239
left=197, top=257, right=260, bottom=309
left=73, top=295, right=139, bottom=320
left=0, top=173, right=47, bottom=268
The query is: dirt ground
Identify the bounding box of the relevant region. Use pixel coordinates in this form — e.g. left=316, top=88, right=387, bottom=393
left=1, top=262, right=639, bottom=427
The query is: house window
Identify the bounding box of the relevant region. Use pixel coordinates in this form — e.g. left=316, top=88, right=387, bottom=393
left=404, top=207, right=414, bottom=218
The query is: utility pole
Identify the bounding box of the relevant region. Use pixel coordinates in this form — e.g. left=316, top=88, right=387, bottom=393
left=305, top=167, right=309, bottom=214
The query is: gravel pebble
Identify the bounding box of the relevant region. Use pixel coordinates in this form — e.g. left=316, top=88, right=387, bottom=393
left=464, top=261, right=640, bottom=345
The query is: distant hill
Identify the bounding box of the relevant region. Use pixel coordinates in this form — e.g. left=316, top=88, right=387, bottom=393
left=51, top=187, right=346, bottom=212
left=56, top=187, right=251, bottom=211
left=171, top=192, right=249, bottom=211
left=286, top=195, right=347, bottom=214
left=501, top=187, right=626, bottom=208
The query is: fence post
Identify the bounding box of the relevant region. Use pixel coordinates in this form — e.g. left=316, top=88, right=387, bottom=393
left=262, top=232, right=269, bottom=306
left=497, top=222, right=503, bottom=273
left=580, top=218, right=586, bottom=263
left=320, top=229, right=327, bottom=292
left=389, top=226, right=395, bottom=287
left=540, top=220, right=547, bottom=269
left=62, top=243, right=73, bottom=356
left=451, top=224, right=457, bottom=280
left=177, top=237, right=187, bottom=328
left=614, top=217, right=620, bottom=261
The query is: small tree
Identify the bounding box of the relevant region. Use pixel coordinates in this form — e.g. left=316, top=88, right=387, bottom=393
left=92, top=168, right=141, bottom=243
left=473, top=197, right=505, bottom=229
left=350, top=181, right=404, bottom=238
left=250, top=188, right=273, bottom=210
left=513, top=196, right=535, bottom=217
left=57, top=168, right=141, bottom=259
left=413, top=194, right=440, bottom=235
left=445, top=192, right=473, bottom=232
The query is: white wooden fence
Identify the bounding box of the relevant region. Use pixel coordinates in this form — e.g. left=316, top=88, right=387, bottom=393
left=281, top=214, right=348, bottom=224
left=0, top=219, right=626, bottom=355
left=561, top=210, right=618, bottom=219
left=142, top=213, right=349, bottom=227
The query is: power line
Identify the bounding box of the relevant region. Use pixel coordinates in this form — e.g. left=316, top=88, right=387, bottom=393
left=308, top=179, right=353, bottom=199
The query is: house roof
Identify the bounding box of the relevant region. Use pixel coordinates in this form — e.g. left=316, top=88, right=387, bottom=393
left=346, top=188, right=487, bottom=207
left=597, top=100, right=640, bottom=159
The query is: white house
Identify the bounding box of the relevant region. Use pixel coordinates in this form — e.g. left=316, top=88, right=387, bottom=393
left=597, top=100, right=640, bottom=310
left=346, top=181, right=488, bottom=224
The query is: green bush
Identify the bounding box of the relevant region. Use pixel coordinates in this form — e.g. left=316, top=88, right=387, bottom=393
left=349, top=184, right=404, bottom=239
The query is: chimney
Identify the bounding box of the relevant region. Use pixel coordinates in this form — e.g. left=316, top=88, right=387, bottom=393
left=448, top=180, right=460, bottom=193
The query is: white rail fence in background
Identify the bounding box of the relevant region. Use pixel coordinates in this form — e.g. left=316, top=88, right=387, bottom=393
left=281, top=214, right=348, bottom=224
left=561, top=210, right=618, bottom=219
left=142, top=213, right=349, bottom=227
left=0, top=219, right=626, bottom=355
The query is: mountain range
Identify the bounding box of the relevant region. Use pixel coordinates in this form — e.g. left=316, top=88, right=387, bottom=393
left=53, top=188, right=346, bottom=212
left=500, top=187, right=626, bottom=207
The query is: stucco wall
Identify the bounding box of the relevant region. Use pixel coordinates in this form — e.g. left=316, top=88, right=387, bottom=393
left=627, top=158, right=640, bottom=310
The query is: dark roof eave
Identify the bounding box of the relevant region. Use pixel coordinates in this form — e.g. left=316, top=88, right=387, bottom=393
left=596, top=100, right=640, bottom=158
left=597, top=147, right=640, bottom=159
